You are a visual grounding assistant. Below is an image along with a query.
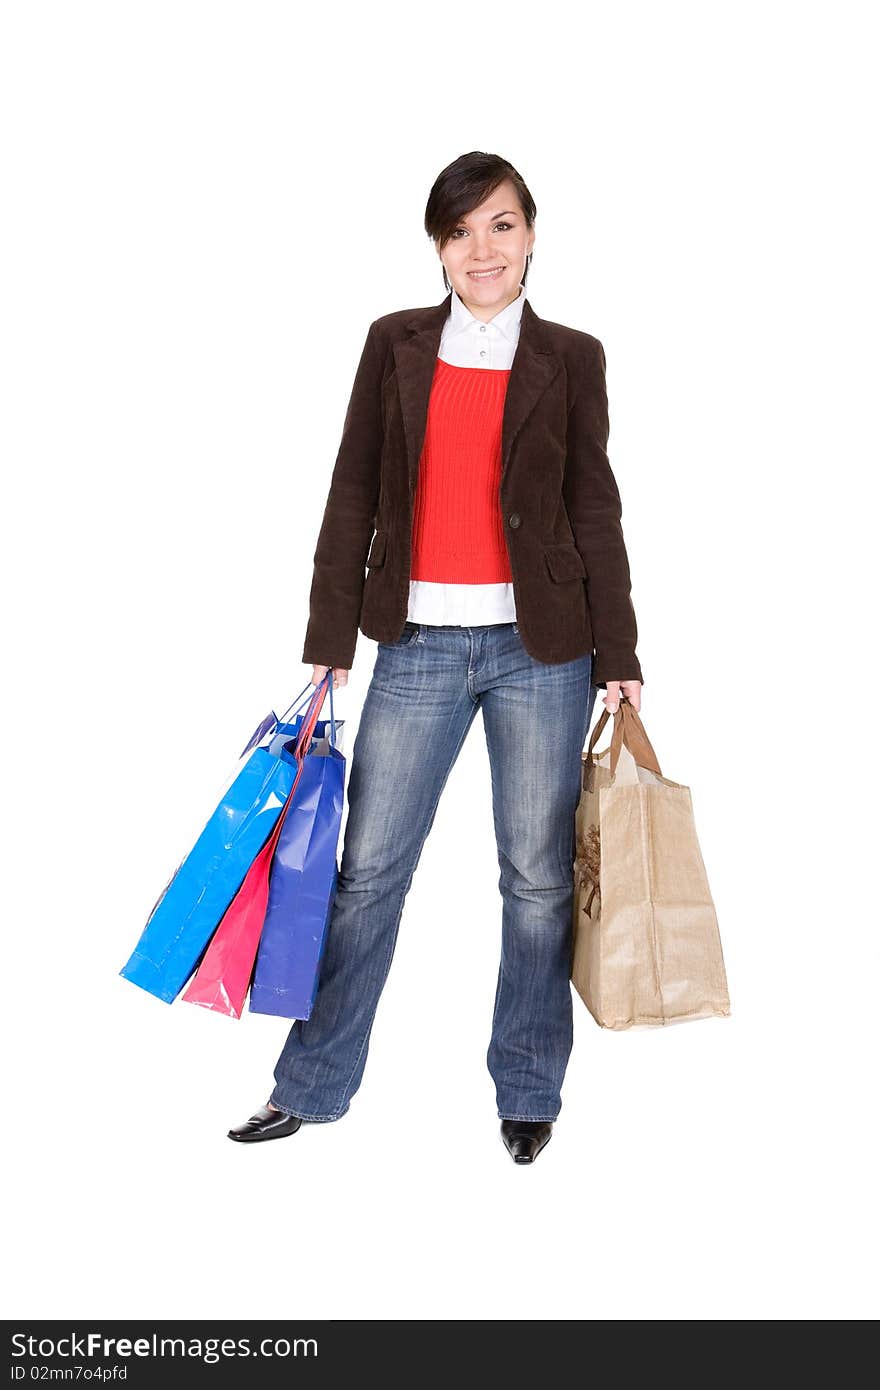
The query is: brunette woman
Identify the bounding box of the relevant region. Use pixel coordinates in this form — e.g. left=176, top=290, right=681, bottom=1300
left=228, top=151, right=643, bottom=1163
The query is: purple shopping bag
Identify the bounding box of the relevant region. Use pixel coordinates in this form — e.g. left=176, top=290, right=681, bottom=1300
left=248, top=680, right=345, bottom=1020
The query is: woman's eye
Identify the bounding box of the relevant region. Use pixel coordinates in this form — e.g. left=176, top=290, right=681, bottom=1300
left=452, top=222, right=512, bottom=238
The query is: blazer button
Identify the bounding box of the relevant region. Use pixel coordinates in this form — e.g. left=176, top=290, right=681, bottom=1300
left=508, top=513, right=521, bottom=528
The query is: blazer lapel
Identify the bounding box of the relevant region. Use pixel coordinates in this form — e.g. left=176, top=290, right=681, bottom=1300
left=393, top=293, right=560, bottom=496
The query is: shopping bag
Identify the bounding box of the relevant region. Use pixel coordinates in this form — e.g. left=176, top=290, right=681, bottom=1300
left=248, top=684, right=345, bottom=1021
left=571, top=699, right=731, bottom=1029
left=181, top=675, right=332, bottom=1018
left=119, top=680, right=339, bottom=1004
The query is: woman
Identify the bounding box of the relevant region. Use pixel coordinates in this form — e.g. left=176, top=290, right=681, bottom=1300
left=228, top=151, right=644, bottom=1164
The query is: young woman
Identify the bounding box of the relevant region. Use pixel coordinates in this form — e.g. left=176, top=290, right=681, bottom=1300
left=228, top=151, right=644, bottom=1164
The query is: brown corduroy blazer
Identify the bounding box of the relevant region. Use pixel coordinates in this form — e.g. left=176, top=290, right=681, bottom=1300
left=301, top=292, right=643, bottom=690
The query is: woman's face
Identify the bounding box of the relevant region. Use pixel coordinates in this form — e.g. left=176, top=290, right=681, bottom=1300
left=438, top=178, right=535, bottom=320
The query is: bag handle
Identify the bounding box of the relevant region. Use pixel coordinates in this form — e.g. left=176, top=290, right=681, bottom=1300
left=279, top=674, right=337, bottom=748
left=238, top=676, right=337, bottom=762
left=583, top=697, right=663, bottom=790
left=268, top=674, right=332, bottom=859
left=290, top=673, right=335, bottom=759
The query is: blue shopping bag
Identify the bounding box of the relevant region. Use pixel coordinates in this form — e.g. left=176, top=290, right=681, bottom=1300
left=120, top=678, right=338, bottom=1004
left=249, top=679, right=345, bottom=1020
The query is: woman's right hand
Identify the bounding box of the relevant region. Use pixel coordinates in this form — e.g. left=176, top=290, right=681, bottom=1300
left=312, top=664, right=349, bottom=691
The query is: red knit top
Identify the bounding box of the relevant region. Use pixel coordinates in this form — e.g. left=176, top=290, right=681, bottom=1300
left=410, top=358, right=513, bottom=584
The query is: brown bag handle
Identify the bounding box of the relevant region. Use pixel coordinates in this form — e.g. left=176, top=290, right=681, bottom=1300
left=583, top=697, right=663, bottom=790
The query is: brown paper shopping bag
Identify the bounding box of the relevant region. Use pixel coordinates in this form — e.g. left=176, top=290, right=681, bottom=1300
left=571, top=699, right=730, bottom=1029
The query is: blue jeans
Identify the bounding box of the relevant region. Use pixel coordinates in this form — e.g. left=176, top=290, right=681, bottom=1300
left=270, top=621, right=596, bottom=1123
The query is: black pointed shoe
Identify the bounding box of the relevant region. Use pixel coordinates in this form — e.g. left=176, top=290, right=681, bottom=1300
left=500, top=1119, right=553, bottom=1164
left=227, top=1104, right=304, bottom=1143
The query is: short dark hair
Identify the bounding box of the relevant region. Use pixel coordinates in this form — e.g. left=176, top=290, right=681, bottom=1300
left=424, top=151, right=536, bottom=291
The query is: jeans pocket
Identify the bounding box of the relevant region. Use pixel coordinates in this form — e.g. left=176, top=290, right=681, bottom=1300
left=380, top=622, right=421, bottom=650
left=511, top=622, right=520, bottom=635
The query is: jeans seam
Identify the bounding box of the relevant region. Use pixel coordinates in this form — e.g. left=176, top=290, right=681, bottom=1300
left=268, top=1099, right=347, bottom=1122
left=486, top=724, right=508, bottom=1042
left=498, top=1113, right=557, bottom=1122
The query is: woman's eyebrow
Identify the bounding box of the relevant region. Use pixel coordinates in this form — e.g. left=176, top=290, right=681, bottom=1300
left=461, top=209, right=519, bottom=223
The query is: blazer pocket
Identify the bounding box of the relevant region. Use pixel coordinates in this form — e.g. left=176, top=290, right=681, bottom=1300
left=544, top=542, right=587, bottom=583
left=366, top=530, right=387, bottom=568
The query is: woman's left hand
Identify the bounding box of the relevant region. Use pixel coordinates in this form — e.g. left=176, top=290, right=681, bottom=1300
left=602, top=679, right=642, bottom=714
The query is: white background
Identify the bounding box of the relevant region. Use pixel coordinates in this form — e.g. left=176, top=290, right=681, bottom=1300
left=2, top=0, right=877, bottom=1321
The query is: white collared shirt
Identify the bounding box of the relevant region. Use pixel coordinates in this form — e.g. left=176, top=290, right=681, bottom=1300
left=405, top=283, right=526, bottom=626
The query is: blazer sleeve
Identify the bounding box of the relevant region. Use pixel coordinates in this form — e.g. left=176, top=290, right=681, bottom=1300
left=563, top=338, right=644, bottom=689
left=300, top=320, right=384, bottom=670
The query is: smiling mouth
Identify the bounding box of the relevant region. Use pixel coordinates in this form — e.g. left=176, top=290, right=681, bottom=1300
left=467, top=266, right=506, bottom=280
